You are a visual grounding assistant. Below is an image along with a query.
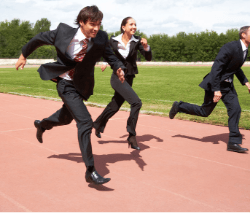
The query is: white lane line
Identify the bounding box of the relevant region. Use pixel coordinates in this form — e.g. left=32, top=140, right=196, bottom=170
left=0, top=108, right=36, bottom=120
left=3, top=132, right=60, bottom=154
left=139, top=123, right=178, bottom=133
left=0, top=128, right=34, bottom=133
left=109, top=115, right=150, bottom=121
left=0, top=191, right=31, bottom=212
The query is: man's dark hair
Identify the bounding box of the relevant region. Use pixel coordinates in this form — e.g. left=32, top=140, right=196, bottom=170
left=239, top=26, right=250, bottom=39
left=120, top=17, right=133, bottom=34
left=75, top=5, right=103, bottom=26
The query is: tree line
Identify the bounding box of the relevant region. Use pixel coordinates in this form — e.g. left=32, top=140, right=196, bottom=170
left=0, top=18, right=56, bottom=59
left=0, top=18, right=245, bottom=61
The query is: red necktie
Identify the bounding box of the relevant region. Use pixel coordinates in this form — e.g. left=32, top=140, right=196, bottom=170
left=68, top=38, right=89, bottom=79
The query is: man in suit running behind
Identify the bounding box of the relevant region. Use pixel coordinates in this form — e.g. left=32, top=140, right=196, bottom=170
left=169, top=26, right=250, bottom=153
left=15, top=5, right=127, bottom=185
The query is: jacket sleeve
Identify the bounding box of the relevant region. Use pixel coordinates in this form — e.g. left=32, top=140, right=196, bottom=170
left=102, top=33, right=127, bottom=73
left=235, top=68, right=249, bottom=85
left=210, top=44, right=231, bottom=91
left=137, top=36, right=152, bottom=61
left=22, top=25, right=58, bottom=58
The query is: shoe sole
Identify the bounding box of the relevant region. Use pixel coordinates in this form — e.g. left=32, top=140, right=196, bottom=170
left=86, top=177, right=111, bottom=185
left=227, top=148, right=248, bottom=153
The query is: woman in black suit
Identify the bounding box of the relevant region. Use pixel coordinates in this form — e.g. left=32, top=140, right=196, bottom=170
left=93, top=17, right=152, bottom=150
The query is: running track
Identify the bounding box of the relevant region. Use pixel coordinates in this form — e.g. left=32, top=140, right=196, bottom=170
left=0, top=93, right=249, bottom=212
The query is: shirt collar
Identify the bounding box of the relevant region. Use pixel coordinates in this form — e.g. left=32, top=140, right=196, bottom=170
left=112, top=34, right=122, bottom=43
left=75, top=28, right=91, bottom=42
left=113, top=34, right=139, bottom=43
left=240, top=39, right=248, bottom=52
left=130, top=35, right=139, bottom=42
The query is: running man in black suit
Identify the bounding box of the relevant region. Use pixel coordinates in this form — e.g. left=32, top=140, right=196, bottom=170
left=169, top=26, right=250, bottom=153
left=15, top=5, right=127, bottom=185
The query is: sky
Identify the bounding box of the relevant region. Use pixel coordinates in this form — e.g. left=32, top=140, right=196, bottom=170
left=1, top=0, right=250, bottom=37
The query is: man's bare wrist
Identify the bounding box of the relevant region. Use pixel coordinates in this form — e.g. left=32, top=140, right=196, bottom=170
left=20, top=54, right=26, bottom=60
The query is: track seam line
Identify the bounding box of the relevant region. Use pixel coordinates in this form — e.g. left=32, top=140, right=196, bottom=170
left=3, top=132, right=60, bottom=154
left=101, top=134, right=250, bottom=172
left=111, top=171, right=226, bottom=212
left=150, top=145, right=250, bottom=172
left=0, top=108, right=37, bottom=120
left=0, top=190, right=31, bottom=212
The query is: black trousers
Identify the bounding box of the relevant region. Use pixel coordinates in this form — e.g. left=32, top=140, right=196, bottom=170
left=178, top=82, right=242, bottom=144
left=93, top=73, right=142, bottom=136
left=39, top=79, right=94, bottom=167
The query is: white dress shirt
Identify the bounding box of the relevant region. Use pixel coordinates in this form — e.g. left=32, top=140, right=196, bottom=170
left=60, top=28, right=92, bottom=80
left=240, top=39, right=248, bottom=59
left=113, top=34, right=150, bottom=58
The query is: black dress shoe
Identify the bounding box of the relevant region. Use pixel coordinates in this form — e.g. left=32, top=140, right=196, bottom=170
left=34, top=120, right=45, bottom=143
left=95, top=129, right=101, bottom=138
left=127, top=135, right=140, bottom=150
left=169, top=101, right=179, bottom=119
left=92, top=123, right=101, bottom=138
left=85, top=170, right=111, bottom=185
left=227, top=143, right=248, bottom=153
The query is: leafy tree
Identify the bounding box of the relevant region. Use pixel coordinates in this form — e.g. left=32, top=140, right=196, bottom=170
left=33, top=18, right=51, bottom=35
left=0, top=18, right=243, bottom=61
left=0, top=19, right=33, bottom=58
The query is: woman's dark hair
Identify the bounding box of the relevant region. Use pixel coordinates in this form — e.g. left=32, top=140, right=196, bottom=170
left=239, top=26, right=250, bottom=39
left=75, top=5, right=103, bottom=26
left=120, top=17, right=133, bottom=34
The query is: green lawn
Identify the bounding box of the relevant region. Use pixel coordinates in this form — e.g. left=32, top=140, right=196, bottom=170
left=1, top=66, right=250, bottom=129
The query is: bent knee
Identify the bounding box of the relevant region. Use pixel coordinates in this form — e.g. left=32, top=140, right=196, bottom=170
left=200, top=109, right=213, bottom=117
left=77, top=117, right=93, bottom=128
left=132, top=99, right=142, bottom=109
left=65, top=117, right=73, bottom=125
left=229, top=106, right=241, bottom=116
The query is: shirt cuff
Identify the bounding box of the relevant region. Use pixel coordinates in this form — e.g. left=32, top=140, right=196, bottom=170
left=144, top=45, right=150, bottom=52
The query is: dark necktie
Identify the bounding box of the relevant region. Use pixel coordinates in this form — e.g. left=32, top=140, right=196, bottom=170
left=68, top=38, right=89, bottom=79
left=244, top=49, right=248, bottom=62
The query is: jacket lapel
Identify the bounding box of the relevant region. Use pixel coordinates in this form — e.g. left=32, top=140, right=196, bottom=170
left=61, top=27, right=78, bottom=55
left=128, top=40, right=137, bottom=57
left=111, top=38, right=124, bottom=59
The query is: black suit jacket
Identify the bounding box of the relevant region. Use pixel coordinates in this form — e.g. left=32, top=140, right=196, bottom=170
left=109, top=35, right=152, bottom=75
left=22, top=23, right=126, bottom=100
left=199, top=40, right=248, bottom=91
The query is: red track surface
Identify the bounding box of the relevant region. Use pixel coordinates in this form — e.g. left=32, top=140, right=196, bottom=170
left=0, top=93, right=249, bottom=212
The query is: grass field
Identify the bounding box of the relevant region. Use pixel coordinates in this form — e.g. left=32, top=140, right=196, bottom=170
left=1, top=65, right=250, bottom=129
